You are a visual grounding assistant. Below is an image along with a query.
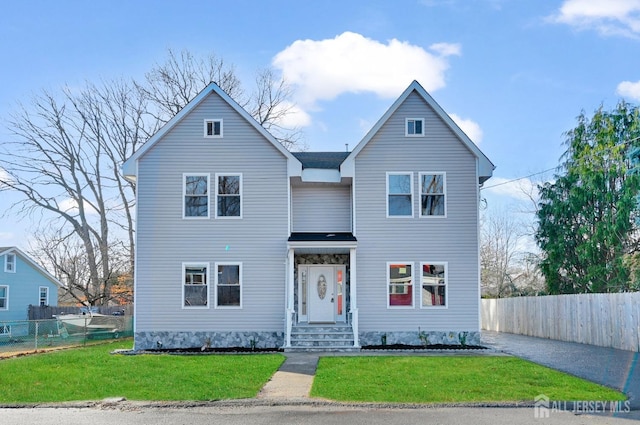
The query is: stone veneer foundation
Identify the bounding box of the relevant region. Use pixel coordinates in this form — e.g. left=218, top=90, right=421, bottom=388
left=135, top=329, right=479, bottom=350
left=135, top=331, right=284, bottom=351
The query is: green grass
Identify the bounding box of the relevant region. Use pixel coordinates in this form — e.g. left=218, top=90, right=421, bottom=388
left=311, top=356, right=627, bottom=403
left=0, top=340, right=284, bottom=403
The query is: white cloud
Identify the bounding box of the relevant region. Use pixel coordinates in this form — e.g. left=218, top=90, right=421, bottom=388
left=58, top=198, right=98, bottom=216
left=483, top=177, right=540, bottom=202
left=273, top=101, right=312, bottom=128
left=449, top=113, right=483, bottom=144
left=273, top=32, right=460, bottom=107
left=0, top=167, right=11, bottom=189
left=549, top=0, right=640, bottom=37
left=617, top=80, right=640, bottom=100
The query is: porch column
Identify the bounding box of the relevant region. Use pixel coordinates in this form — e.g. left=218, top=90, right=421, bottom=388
left=285, top=248, right=295, bottom=348
left=349, top=247, right=360, bottom=347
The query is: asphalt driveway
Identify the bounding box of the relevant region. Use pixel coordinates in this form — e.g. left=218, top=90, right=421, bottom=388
left=481, top=330, right=640, bottom=412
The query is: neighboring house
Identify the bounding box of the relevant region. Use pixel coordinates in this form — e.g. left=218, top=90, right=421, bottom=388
left=122, top=80, right=494, bottom=351
left=0, top=247, right=62, bottom=333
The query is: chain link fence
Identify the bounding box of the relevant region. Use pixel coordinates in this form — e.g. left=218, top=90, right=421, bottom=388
left=0, top=315, right=133, bottom=358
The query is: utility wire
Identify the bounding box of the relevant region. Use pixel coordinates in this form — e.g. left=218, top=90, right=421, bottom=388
left=480, top=168, right=556, bottom=191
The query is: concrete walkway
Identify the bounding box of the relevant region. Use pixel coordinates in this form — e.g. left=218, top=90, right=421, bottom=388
left=258, top=332, right=640, bottom=413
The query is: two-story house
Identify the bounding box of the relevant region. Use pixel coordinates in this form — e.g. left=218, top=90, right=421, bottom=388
left=0, top=247, right=61, bottom=334
left=122, top=80, right=494, bottom=350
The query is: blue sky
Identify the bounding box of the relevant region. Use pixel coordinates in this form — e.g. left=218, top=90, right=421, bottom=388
left=2, top=0, right=640, bottom=247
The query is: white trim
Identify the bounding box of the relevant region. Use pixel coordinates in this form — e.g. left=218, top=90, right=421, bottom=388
left=4, top=253, right=16, bottom=273
left=215, top=173, right=243, bottom=219
left=387, top=262, right=415, bottom=309
left=182, top=262, right=210, bottom=309
left=405, top=118, right=425, bottom=137
left=386, top=172, right=414, bottom=218
left=215, top=262, right=242, bottom=309
left=183, top=173, right=210, bottom=219
left=0, top=285, right=8, bottom=310
left=38, top=286, right=49, bottom=306
left=122, top=82, right=302, bottom=182
left=341, top=80, right=494, bottom=182
left=204, top=119, right=223, bottom=138
left=419, top=262, right=448, bottom=309
left=419, top=172, right=447, bottom=218
left=0, top=247, right=62, bottom=287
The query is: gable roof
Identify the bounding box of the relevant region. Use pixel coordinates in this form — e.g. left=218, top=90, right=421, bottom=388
left=122, top=82, right=302, bottom=181
left=341, top=80, right=495, bottom=184
left=0, top=247, right=63, bottom=287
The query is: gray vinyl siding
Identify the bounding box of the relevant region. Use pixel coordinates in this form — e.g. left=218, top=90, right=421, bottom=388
left=135, top=92, right=289, bottom=333
left=354, top=91, right=480, bottom=332
left=291, top=186, right=351, bottom=232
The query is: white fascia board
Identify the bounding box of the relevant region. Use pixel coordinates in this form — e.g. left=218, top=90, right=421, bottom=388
left=301, top=168, right=341, bottom=183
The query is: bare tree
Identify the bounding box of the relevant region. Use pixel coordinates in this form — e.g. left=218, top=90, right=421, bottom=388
left=480, top=209, right=523, bottom=298
left=0, top=80, right=148, bottom=306
left=0, top=48, right=302, bottom=306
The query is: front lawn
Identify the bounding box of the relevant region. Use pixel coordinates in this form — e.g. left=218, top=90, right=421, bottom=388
left=311, top=356, right=626, bottom=403
left=0, top=340, right=284, bottom=403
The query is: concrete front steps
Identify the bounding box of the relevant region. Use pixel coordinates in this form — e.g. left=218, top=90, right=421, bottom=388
left=286, top=323, right=360, bottom=352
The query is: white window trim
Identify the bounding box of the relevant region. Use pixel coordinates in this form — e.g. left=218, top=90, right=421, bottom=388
left=182, top=262, right=210, bottom=309
left=387, top=261, right=414, bottom=309
left=39, top=286, right=49, bottom=306
left=405, top=118, right=425, bottom=137
left=0, top=285, right=8, bottom=310
left=386, top=172, right=414, bottom=218
left=204, top=119, right=223, bottom=138
left=215, top=173, right=243, bottom=219
left=420, top=262, right=448, bottom=309
left=183, top=173, right=210, bottom=219
left=215, top=262, right=243, bottom=309
left=5, top=253, right=16, bottom=273
left=419, top=172, right=447, bottom=218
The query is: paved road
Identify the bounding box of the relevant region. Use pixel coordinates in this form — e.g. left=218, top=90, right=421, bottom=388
left=0, top=404, right=635, bottom=425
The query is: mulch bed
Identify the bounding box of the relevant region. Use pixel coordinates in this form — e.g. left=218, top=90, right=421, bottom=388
left=362, top=344, right=487, bottom=350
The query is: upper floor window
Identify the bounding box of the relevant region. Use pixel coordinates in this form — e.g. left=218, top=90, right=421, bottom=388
left=39, top=286, right=49, bottom=307
left=0, top=286, right=7, bottom=309
left=387, top=172, right=413, bottom=217
left=216, top=263, right=242, bottom=308
left=216, top=174, right=242, bottom=218
left=406, top=118, right=424, bottom=137
left=421, top=262, right=447, bottom=308
left=204, top=119, right=223, bottom=138
left=388, top=263, right=413, bottom=308
left=184, top=174, right=209, bottom=218
left=183, top=263, right=209, bottom=308
left=4, top=253, right=15, bottom=273
left=420, top=173, right=446, bottom=217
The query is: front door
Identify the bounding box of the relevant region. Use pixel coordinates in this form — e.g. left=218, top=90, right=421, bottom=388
left=308, top=266, right=335, bottom=323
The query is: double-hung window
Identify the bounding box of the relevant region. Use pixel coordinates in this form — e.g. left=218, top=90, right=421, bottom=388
left=184, top=174, right=209, bottom=218
left=204, top=119, right=223, bottom=138
left=5, top=253, right=15, bottom=272
left=388, top=263, right=413, bottom=308
left=387, top=172, right=413, bottom=217
left=0, top=286, right=8, bottom=310
left=216, top=173, right=242, bottom=218
left=406, top=118, right=424, bottom=137
left=421, top=262, right=447, bottom=307
left=39, top=286, right=49, bottom=306
left=183, top=264, right=208, bottom=308
left=420, top=173, right=446, bottom=217
left=216, top=263, right=241, bottom=308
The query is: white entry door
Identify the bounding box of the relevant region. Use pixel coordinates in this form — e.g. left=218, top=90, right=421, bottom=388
left=308, top=266, right=335, bottom=323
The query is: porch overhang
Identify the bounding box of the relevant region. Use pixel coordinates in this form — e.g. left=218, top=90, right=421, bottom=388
left=287, top=232, right=357, bottom=254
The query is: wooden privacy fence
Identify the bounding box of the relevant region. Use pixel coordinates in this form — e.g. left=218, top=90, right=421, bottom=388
left=481, top=293, right=640, bottom=352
